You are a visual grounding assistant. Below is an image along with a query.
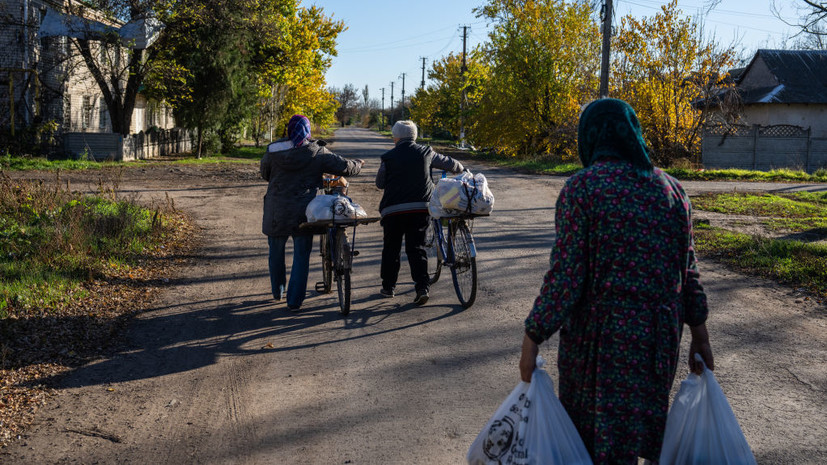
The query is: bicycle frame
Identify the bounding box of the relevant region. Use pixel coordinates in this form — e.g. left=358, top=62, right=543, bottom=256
left=431, top=216, right=477, bottom=267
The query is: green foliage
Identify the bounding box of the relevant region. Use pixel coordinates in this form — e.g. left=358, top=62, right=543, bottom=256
left=695, top=226, right=827, bottom=297
left=612, top=0, right=738, bottom=166
left=0, top=177, right=177, bottom=315
left=410, top=51, right=488, bottom=140
left=471, top=0, right=600, bottom=158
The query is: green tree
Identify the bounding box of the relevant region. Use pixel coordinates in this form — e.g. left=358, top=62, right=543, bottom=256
left=472, top=0, right=600, bottom=158
left=612, top=0, right=737, bottom=166
left=162, top=0, right=258, bottom=157
left=249, top=3, right=344, bottom=140
left=410, top=51, right=487, bottom=140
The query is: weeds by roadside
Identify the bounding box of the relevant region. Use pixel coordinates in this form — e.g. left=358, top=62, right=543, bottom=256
left=0, top=171, right=198, bottom=447
left=692, top=192, right=827, bottom=299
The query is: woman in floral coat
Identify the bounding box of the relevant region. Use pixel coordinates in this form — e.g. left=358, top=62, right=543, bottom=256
left=519, top=99, right=714, bottom=464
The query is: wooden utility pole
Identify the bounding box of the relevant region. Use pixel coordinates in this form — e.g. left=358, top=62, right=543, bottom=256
left=599, top=0, right=613, bottom=98
left=460, top=25, right=468, bottom=148
left=399, top=72, right=407, bottom=116
left=420, top=57, right=427, bottom=90
left=380, top=87, right=385, bottom=130
left=390, top=81, right=395, bottom=125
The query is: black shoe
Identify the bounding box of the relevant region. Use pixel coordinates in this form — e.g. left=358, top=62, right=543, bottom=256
left=288, top=305, right=301, bottom=312
left=380, top=288, right=395, bottom=298
left=413, top=290, right=429, bottom=306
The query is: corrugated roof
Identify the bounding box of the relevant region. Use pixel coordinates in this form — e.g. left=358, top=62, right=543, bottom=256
left=739, top=49, right=827, bottom=104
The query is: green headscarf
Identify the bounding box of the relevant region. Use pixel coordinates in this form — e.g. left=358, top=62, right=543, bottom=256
left=577, top=98, right=653, bottom=174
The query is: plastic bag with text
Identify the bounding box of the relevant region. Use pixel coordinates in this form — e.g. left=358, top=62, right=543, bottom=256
left=658, top=354, right=757, bottom=465
left=305, top=194, right=367, bottom=223
left=466, top=357, right=592, bottom=465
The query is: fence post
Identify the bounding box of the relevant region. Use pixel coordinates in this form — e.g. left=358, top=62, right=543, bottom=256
left=752, top=125, right=759, bottom=170
left=806, top=127, right=812, bottom=173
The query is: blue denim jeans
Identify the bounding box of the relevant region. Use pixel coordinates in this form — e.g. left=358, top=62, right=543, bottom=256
left=268, top=234, right=313, bottom=308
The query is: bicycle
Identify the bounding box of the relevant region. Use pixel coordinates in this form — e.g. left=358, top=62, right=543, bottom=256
left=425, top=171, right=487, bottom=308
left=302, top=176, right=379, bottom=316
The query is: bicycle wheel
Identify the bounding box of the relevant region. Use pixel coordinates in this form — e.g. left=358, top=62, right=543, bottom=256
left=425, top=218, right=442, bottom=284
left=449, top=220, right=477, bottom=308
left=334, top=228, right=352, bottom=315
left=319, top=233, right=333, bottom=294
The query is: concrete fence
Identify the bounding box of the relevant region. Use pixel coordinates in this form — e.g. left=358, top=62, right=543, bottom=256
left=702, top=124, right=827, bottom=173
left=63, top=128, right=191, bottom=161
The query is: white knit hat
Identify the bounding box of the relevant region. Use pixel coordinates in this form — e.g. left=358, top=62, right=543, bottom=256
left=392, top=120, right=417, bottom=140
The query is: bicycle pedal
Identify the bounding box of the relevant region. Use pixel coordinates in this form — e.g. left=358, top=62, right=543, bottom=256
left=314, top=282, right=326, bottom=293
left=352, top=250, right=360, bottom=257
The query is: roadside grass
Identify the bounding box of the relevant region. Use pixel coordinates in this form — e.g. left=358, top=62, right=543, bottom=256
left=692, top=192, right=827, bottom=298
left=0, top=174, right=184, bottom=320
left=0, top=173, right=195, bottom=446
left=694, top=224, right=827, bottom=297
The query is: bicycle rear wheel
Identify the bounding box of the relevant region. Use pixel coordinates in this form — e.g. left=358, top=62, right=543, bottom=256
left=334, top=228, right=352, bottom=315
left=450, top=220, right=477, bottom=308
left=319, top=233, right=333, bottom=294
left=425, top=218, right=442, bottom=284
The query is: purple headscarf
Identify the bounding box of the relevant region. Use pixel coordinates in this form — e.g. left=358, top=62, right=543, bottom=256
left=287, top=114, right=311, bottom=147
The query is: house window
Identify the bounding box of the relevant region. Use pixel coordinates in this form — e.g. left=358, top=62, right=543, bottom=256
left=82, top=96, right=92, bottom=130
left=99, top=100, right=108, bottom=129
left=64, top=94, right=72, bottom=130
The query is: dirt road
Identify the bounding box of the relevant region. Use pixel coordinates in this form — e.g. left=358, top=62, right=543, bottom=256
left=2, top=128, right=825, bottom=464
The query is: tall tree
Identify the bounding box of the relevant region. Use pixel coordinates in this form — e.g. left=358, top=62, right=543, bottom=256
left=60, top=0, right=168, bottom=135
left=472, top=0, right=600, bottom=158
left=333, top=83, right=359, bottom=126
left=409, top=52, right=487, bottom=140
left=249, top=3, right=344, bottom=140
left=162, top=0, right=259, bottom=157
left=613, top=0, right=737, bottom=166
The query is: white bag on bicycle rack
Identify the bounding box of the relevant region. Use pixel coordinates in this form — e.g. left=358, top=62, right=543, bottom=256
left=467, top=357, right=592, bottom=465
left=430, top=171, right=494, bottom=218
left=658, top=354, right=757, bottom=465
left=306, top=195, right=367, bottom=222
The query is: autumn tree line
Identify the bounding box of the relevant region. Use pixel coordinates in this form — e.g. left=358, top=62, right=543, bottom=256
left=409, top=0, right=740, bottom=167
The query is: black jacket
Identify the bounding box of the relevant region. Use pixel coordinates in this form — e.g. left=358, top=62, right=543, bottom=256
left=375, top=139, right=464, bottom=216
left=261, top=139, right=361, bottom=236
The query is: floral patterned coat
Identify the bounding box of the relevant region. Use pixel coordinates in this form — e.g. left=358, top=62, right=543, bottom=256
left=525, top=160, right=709, bottom=463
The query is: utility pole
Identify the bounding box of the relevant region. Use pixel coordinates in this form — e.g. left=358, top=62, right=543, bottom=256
left=420, top=57, right=427, bottom=90
left=390, top=81, right=395, bottom=125
left=459, top=25, right=469, bottom=148
left=599, top=0, right=613, bottom=98
left=399, top=72, right=407, bottom=117
left=380, top=87, right=386, bottom=130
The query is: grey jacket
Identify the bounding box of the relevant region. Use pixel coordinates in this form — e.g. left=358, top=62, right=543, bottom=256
left=261, top=139, right=361, bottom=236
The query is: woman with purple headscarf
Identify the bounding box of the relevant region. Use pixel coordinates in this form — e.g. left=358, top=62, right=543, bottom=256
left=261, top=115, right=364, bottom=311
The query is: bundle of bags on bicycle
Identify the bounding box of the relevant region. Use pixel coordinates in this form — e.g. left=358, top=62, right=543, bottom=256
left=305, top=170, right=495, bottom=222
left=305, top=176, right=369, bottom=223
left=430, top=171, right=495, bottom=218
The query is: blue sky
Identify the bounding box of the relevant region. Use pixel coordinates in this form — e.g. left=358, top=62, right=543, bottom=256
left=307, top=0, right=803, bottom=103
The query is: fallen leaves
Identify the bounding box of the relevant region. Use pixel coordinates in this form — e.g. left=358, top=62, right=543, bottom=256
left=0, top=209, right=199, bottom=448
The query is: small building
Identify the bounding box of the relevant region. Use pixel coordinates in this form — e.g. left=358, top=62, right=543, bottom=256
left=0, top=0, right=188, bottom=160
left=702, top=49, right=827, bottom=172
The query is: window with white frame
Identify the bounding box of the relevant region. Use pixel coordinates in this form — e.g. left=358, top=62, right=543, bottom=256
left=82, top=96, right=92, bottom=130
left=99, top=99, right=108, bottom=129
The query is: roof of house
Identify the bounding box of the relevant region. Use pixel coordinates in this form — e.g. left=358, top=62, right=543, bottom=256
left=737, top=49, right=827, bottom=104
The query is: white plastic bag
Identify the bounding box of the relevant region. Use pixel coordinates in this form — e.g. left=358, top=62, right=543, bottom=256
left=659, top=354, right=757, bottom=465
left=305, top=195, right=367, bottom=223
left=430, top=171, right=494, bottom=218
left=467, top=357, right=592, bottom=465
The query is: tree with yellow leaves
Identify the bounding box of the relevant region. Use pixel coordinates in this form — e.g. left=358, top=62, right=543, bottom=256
left=471, top=0, right=600, bottom=158
left=612, top=0, right=737, bottom=166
